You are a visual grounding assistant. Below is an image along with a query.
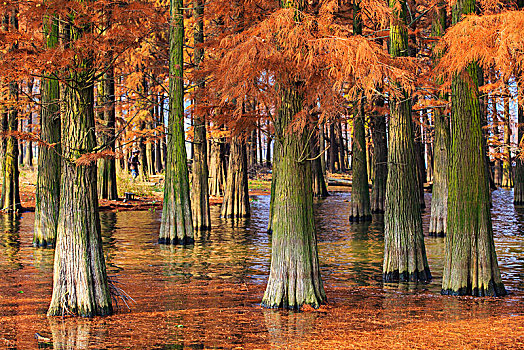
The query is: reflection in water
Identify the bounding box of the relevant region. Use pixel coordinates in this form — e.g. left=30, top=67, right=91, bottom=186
left=49, top=318, right=105, bottom=350
left=0, top=190, right=522, bottom=349
left=0, top=213, right=21, bottom=270
left=263, top=309, right=318, bottom=348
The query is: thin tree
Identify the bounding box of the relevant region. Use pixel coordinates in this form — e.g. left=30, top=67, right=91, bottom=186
left=191, top=0, right=211, bottom=230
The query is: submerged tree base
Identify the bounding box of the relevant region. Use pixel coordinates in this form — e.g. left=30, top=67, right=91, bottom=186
left=383, top=268, right=432, bottom=283
left=441, top=281, right=506, bottom=297
left=158, top=236, right=195, bottom=245
left=32, top=239, right=55, bottom=248
left=349, top=214, right=372, bottom=223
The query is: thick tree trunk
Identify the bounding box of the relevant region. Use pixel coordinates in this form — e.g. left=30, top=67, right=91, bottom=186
left=159, top=0, right=194, bottom=244
left=48, top=54, right=112, bottom=317
left=262, top=87, right=326, bottom=309
left=349, top=96, right=371, bottom=221
left=1, top=82, right=21, bottom=213
left=34, top=15, right=61, bottom=247
left=413, top=117, right=426, bottom=209
left=221, top=136, right=250, bottom=218
left=190, top=0, right=211, bottom=231
left=383, top=0, right=431, bottom=282
left=442, top=0, right=506, bottom=297
left=97, top=67, right=118, bottom=200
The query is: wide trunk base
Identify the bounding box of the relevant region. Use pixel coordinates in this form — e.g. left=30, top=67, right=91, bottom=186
left=441, top=280, right=506, bottom=297
left=383, top=268, right=431, bottom=283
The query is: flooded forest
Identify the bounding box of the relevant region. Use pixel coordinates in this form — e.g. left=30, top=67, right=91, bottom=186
left=0, top=0, right=523, bottom=349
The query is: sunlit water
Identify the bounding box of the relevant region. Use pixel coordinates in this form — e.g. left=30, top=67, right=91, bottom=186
left=0, top=189, right=522, bottom=349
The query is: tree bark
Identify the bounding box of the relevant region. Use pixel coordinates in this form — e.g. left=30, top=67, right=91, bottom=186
left=24, top=80, right=34, bottom=167
left=0, top=10, right=21, bottom=213
left=34, top=14, right=61, bottom=247
left=159, top=0, right=194, bottom=245
left=221, top=136, right=250, bottom=218
left=349, top=95, right=371, bottom=221
left=429, top=3, right=449, bottom=236
left=441, top=0, right=506, bottom=297
left=262, top=87, right=326, bottom=309
left=48, top=20, right=112, bottom=315
left=383, top=0, right=431, bottom=282
left=208, top=136, right=226, bottom=197
left=97, top=65, right=118, bottom=200
left=191, top=0, right=211, bottom=231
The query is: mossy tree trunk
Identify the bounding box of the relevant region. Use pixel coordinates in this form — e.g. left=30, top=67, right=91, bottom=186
left=34, top=14, right=61, bottom=247
left=383, top=0, right=431, bottom=283
left=97, top=66, right=118, bottom=200
left=350, top=95, right=371, bottom=221
left=1, top=81, right=21, bottom=213
left=190, top=0, right=211, bottom=230
left=441, top=0, right=506, bottom=297
left=48, top=16, right=112, bottom=316
left=159, top=0, right=193, bottom=245
left=429, top=3, right=449, bottom=236
left=0, top=9, right=21, bottom=213
left=262, top=87, right=326, bottom=309
left=221, top=136, right=250, bottom=218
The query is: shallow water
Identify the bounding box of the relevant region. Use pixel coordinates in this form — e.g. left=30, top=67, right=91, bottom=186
left=0, top=189, right=522, bottom=349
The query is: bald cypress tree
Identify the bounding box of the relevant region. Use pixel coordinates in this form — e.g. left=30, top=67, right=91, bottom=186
left=48, top=13, right=112, bottom=317
left=441, top=0, right=505, bottom=297
left=159, top=0, right=194, bottom=244
left=383, top=0, right=431, bottom=282
left=262, top=0, right=326, bottom=309
left=34, top=13, right=61, bottom=246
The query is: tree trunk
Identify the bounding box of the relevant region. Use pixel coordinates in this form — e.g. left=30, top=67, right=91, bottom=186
left=329, top=123, right=337, bottom=173
left=24, top=81, right=34, bottom=167
left=0, top=10, right=21, bottom=213
left=208, top=137, right=226, bottom=197
left=310, top=123, right=329, bottom=198
left=97, top=66, right=118, bottom=200
left=370, top=96, right=387, bottom=213
left=159, top=0, right=193, bottom=245
left=502, top=84, right=513, bottom=188
left=413, top=116, right=426, bottom=209
left=190, top=0, right=211, bottom=231
left=441, top=0, right=506, bottom=297
left=1, top=81, right=21, bottom=213
left=265, top=120, right=272, bottom=167
left=48, top=28, right=112, bottom=316
left=383, top=0, right=431, bottom=282
left=429, top=3, right=449, bottom=237
left=515, top=93, right=524, bottom=204
left=34, top=14, right=61, bottom=247
left=261, top=87, right=326, bottom=309
left=514, top=0, right=524, bottom=203
left=221, top=136, right=250, bottom=218
left=349, top=95, right=371, bottom=221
